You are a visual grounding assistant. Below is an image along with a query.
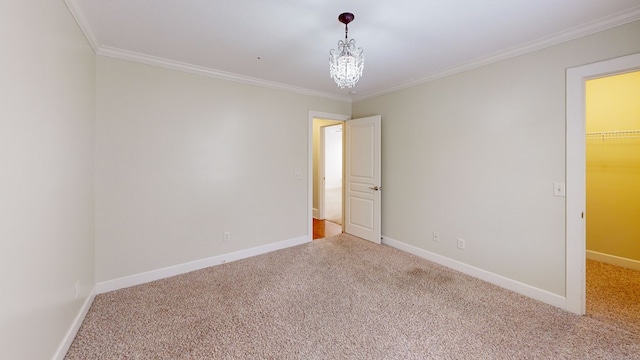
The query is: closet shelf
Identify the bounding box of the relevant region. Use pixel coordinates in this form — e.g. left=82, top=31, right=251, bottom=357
left=586, top=130, right=640, bottom=139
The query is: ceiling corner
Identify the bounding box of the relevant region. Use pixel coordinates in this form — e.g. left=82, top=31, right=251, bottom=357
left=64, top=0, right=100, bottom=52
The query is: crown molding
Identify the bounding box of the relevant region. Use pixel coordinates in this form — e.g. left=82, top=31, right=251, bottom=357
left=64, top=0, right=350, bottom=103
left=64, top=0, right=99, bottom=52
left=353, top=6, right=640, bottom=102
left=64, top=0, right=638, bottom=104
left=96, top=46, right=352, bottom=103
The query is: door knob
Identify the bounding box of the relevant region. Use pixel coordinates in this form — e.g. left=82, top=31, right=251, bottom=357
left=370, top=186, right=381, bottom=191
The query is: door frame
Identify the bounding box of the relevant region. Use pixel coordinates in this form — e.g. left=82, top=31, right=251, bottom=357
left=566, top=52, right=640, bottom=314
left=308, top=111, right=350, bottom=240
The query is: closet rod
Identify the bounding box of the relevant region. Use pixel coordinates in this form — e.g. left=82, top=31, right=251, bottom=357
left=586, top=130, right=640, bottom=139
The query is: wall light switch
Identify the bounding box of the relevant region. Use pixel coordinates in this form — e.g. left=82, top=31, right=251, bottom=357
left=553, top=182, right=565, bottom=197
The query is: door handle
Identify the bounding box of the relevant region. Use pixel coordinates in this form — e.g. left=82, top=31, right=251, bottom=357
left=370, top=186, right=381, bottom=191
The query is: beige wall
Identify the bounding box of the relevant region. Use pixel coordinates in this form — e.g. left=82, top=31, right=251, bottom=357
left=586, top=71, right=640, bottom=262
left=0, top=1, right=96, bottom=359
left=95, top=57, right=350, bottom=282
left=353, top=20, right=640, bottom=296
left=3, top=4, right=639, bottom=357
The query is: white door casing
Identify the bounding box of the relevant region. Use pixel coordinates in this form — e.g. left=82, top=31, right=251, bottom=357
left=345, top=115, right=382, bottom=244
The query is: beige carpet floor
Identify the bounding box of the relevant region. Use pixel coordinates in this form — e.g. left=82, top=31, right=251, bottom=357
left=586, top=259, right=640, bottom=336
left=66, top=234, right=640, bottom=359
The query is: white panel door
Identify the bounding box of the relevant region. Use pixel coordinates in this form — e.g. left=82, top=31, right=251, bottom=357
left=345, top=115, right=381, bottom=244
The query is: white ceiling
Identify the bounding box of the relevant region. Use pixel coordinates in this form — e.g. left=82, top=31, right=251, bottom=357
left=67, top=0, right=640, bottom=102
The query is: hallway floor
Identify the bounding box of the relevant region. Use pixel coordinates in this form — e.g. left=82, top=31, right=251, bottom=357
left=312, top=218, right=342, bottom=240
left=324, top=188, right=342, bottom=225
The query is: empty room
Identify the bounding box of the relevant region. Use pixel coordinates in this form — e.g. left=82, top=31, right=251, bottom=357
left=2, top=1, right=640, bottom=359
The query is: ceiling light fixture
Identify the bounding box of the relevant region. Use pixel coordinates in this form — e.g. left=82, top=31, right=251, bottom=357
left=329, top=12, right=364, bottom=89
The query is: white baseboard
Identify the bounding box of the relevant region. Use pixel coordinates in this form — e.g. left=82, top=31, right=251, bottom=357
left=313, top=208, right=320, bottom=219
left=96, top=235, right=310, bottom=294
left=587, top=250, right=640, bottom=271
left=53, top=285, right=97, bottom=360
left=382, top=236, right=566, bottom=310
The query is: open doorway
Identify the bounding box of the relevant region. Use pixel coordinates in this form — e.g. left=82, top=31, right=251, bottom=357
left=307, top=111, right=383, bottom=243
left=309, top=112, right=348, bottom=240
left=584, top=70, right=640, bottom=333
left=566, top=52, right=640, bottom=316
left=313, top=119, right=343, bottom=240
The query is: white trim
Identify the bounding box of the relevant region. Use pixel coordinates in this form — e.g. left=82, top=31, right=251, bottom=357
left=566, top=52, right=640, bottom=315
left=96, top=46, right=351, bottom=103
left=354, top=6, right=640, bottom=102
left=308, top=111, right=351, bottom=240
left=96, top=235, right=309, bottom=294
left=52, top=286, right=97, bottom=360
left=587, top=250, right=640, bottom=272
left=313, top=208, right=320, bottom=219
left=63, top=0, right=100, bottom=51
left=382, top=236, right=566, bottom=309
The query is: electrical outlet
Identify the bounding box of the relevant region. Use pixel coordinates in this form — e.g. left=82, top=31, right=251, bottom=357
left=457, top=238, right=466, bottom=250
left=223, top=232, right=231, bottom=242
left=74, top=280, right=80, bottom=299
left=433, top=232, right=440, bottom=242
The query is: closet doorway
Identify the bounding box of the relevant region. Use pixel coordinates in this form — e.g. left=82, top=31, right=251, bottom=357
left=566, top=52, right=640, bottom=315
left=584, top=70, right=640, bottom=333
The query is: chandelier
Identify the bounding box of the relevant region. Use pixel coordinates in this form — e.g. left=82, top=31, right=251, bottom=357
left=329, top=12, right=364, bottom=89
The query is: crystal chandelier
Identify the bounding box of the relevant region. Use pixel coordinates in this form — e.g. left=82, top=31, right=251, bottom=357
left=329, top=12, right=364, bottom=89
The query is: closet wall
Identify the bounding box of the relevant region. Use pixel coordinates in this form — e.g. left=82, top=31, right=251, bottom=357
left=586, top=70, right=640, bottom=264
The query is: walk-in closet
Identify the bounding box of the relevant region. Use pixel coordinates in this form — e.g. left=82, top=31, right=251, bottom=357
left=585, top=70, right=640, bottom=333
